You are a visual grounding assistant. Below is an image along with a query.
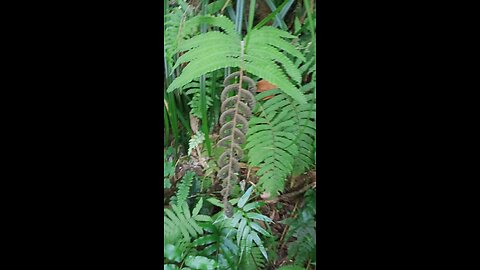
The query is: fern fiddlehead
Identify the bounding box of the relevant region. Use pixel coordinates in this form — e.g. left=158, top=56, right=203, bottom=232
left=217, top=41, right=257, bottom=217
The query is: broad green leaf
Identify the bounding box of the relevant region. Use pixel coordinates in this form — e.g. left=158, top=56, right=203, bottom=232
left=238, top=186, right=254, bottom=208
left=184, top=255, right=217, bottom=270
left=236, top=218, right=247, bottom=246
left=250, top=222, right=270, bottom=236
left=206, top=197, right=224, bottom=208
left=242, top=201, right=265, bottom=212
left=194, top=215, right=213, bottom=222
left=192, top=235, right=217, bottom=247
left=193, top=198, right=203, bottom=216
left=246, top=212, right=273, bottom=223
left=251, top=231, right=268, bottom=260
left=164, top=244, right=183, bottom=263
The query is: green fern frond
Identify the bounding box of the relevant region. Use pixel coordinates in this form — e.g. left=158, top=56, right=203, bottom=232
left=284, top=190, right=316, bottom=267
left=247, top=44, right=302, bottom=85
left=166, top=15, right=307, bottom=104
left=226, top=187, right=271, bottom=261
left=188, top=132, right=205, bottom=156
left=190, top=211, right=241, bottom=270
left=287, top=228, right=316, bottom=267
left=164, top=201, right=205, bottom=244
left=182, top=15, right=237, bottom=37
left=243, top=55, right=306, bottom=103
left=247, top=27, right=305, bottom=62
left=239, top=247, right=266, bottom=269
left=291, top=83, right=316, bottom=175
left=183, top=73, right=221, bottom=117
left=176, top=30, right=240, bottom=55
left=174, top=171, right=195, bottom=206
left=167, top=54, right=239, bottom=93
left=164, top=8, right=184, bottom=67
left=246, top=79, right=316, bottom=195
left=185, top=86, right=213, bottom=118
left=164, top=5, right=195, bottom=68
left=246, top=94, right=299, bottom=196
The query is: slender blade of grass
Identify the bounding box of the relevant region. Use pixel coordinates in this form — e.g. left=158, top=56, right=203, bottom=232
left=263, top=0, right=288, bottom=30
left=247, top=0, right=256, bottom=33
left=164, top=53, right=179, bottom=150
left=164, top=105, right=170, bottom=147
left=227, top=5, right=236, bottom=21
left=209, top=70, right=220, bottom=129
left=234, top=0, right=244, bottom=33
left=303, top=0, right=316, bottom=59
left=199, top=75, right=212, bottom=155
left=253, top=0, right=289, bottom=30
left=276, top=0, right=294, bottom=22
left=200, top=0, right=212, bottom=156
left=166, top=91, right=179, bottom=153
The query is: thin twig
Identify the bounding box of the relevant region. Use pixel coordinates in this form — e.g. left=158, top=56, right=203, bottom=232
left=220, top=0, right=231, bottom=14
left=265, top=182, right=315, bottom=204
left=279, top=201, right=299, bottom=250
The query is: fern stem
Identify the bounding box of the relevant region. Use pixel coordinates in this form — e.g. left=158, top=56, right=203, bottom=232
left=279, top=201, right=299, bottom=250
left=224, top=40, right=246, bottom=206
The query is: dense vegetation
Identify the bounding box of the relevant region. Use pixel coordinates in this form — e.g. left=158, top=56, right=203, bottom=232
left=164, top=0, right=316, bottom=269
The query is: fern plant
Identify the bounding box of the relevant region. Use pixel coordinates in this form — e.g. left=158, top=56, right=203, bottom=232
left=239, top=246, right=267, bottom=269
left=164, top=199, right=210, bottom=245
left=184, top=80, right=214, bottom=118
left=191, top=218, right=239, bottom=269
left=172, top=171, right=196, bottom=207
left=166, top=15, right=307, bottom=104
left=212, top=186, right=272, bottom=261
left=166, top=187, right=271, bottom=270
left=188, top=132, right=205, bottom=156
left=164, top=2, right=317, bottom=269
left=283, top=190, right=316, bottom=267
left=164, top=198, right=216, bottom=269
left=246, top=81, right=316, bottom=196
left=164, top=5, right=190, bottom=69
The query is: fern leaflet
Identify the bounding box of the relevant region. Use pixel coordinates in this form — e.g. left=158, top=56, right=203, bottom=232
left=174, top=171, right=195, bottom=207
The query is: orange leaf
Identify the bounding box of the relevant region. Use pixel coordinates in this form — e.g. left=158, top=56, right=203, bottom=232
left=256, top=80, right=277, bottom=100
